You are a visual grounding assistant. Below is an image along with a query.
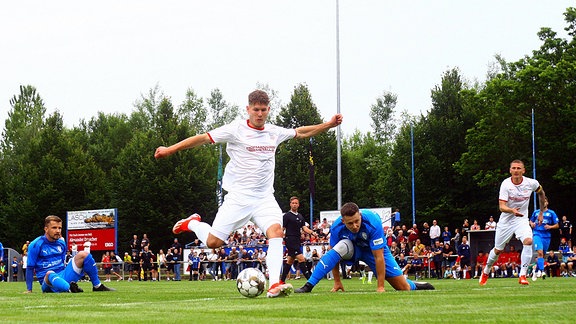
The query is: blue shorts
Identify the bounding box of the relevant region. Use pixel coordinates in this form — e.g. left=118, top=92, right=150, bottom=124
left=533, top=234, right=551, bottom=253
left=41, top=262, right=83, bottom=293
left=345, top=245, right=403, bottom=278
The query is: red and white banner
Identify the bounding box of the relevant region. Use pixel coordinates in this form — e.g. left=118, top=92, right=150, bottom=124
left=66, top=208, right=117, bottom=252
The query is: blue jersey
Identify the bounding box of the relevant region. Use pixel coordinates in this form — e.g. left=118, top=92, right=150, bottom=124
left=457, top=243, right=471, bottom=259
left=329, top=209, right=385, bottom=251
left=27, top=235, right=67, bottom=282
left=530, top=209, right=559, bottom=238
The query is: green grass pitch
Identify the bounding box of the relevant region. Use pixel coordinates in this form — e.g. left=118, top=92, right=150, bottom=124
left=1, top=277, right=575, bottom=323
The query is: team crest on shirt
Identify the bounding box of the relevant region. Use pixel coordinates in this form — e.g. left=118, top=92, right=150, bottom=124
left=361, top=232, right=368, bottom=240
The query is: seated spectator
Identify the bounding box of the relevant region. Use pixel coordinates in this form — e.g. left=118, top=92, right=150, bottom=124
left=473, top=250, right=487, bottom=279
left=545, top=250, right=560, bottom=277
left=385, top=228, right=396, bottom=247
left=396, top=230, right=407, bottom=246
left=399, top=242, right=410, bottom=258
left=562, top=245, right=576, bottom=277
left=504, top=245, right=520, bottom=278
left=397, top=253, right=410, bottom=277
left=389, top=241, right=400, bottom=259
left=412, top=238, right=426, bottom=256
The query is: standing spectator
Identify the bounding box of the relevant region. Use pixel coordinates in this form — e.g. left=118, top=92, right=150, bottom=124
left=256, top=248, right=267, bottom=273
left=188, top=251, right=200, bottom=281
left=559, top=215, right=572, bottom=248
left=479, top=159, right=546, bottom=286
left=420, top=222, right=431, bottom=247
left=21, top=253, right=27, bottom=278
left=140, top=245, right=154, bottom=281
left=159, top=90, right=342, bottom=298
left=110, top=251, right=123, bottom=281
left=25, top=215, right=114, bottom=292
left=157, top=249, right=167, bottom=279
left=171, top=238, right=182, bottom=255
left=281, top=196, right=317, bottom=282
left=470, top=219, right=481, bottom=231
left=226, top=246, right=239, bottom=280
left=441, top=242, right=455, bottom=278
left=441, top=226, right=452, bottom=246
left=102, top=252, right=112, bottom=282
left=12, top=256, right=19, bottom=281
left=430, top=220, right=441, bottom=245
left=392, top=208, right=401, bottom=228
left=407, top=224, right=419, bottom=251
left=451, top=228, right=461, bottom=251
left=140, top=234, right=150, bottom=251
left=171, top=247, right=181, bottom=281
left=485, top=216, right=496, bottom=230
left=129, top=235, right=140, bottom=253
left=208, top=249, right=220, bottom=280
left=529, top=197, right=559, bottom=280
left=22, top=240, right=30, bottom=255
left=456, top=236, right=471, bottom=279
left=0, top=240, right=3, bottom=264
left=123, top=252, right=132, bottom=281
left=70, top=242, right=78, bottom=257
left=216, top=248, right=228, bottom=280
left=396, top=230, right=407, bottom=246
left=130, top=251, right=141, bottom=281
left=461, top=219, right=470, bottom=243
left=165, top=248, right=174, bottom=281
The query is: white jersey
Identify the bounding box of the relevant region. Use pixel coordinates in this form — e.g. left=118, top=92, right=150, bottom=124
left=208, top=120, right=295, bottom=197
left=498, top=176, right=541, bottom=224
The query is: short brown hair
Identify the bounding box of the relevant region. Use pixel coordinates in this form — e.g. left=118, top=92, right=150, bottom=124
left=248, top=90, right=270, bottom=106
left=45, top=215, right=62, bottom=227
left=290, top=196, right=299, bottom=202
left=340, top=202, right=359, bottom=217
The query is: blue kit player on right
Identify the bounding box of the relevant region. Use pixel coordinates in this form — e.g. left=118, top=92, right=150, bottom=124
left=529, top=197, right=559, bottom=280
left=295, top=202, right=434, bottom=293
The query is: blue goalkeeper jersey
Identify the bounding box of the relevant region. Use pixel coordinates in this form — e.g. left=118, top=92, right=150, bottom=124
left=530, top=208, right=559, bottom=238
left=27, top=235, right=67, bottom=281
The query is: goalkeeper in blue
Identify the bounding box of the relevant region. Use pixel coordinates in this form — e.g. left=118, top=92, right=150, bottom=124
left=295, top=203, right=434, bottom=293
left=25, top=215, right=115, bottom=293
left=529, top=197, right=559, bottom=281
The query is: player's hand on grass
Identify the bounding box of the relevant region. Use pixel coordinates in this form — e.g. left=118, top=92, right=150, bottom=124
left=376, top=286, right=385, bottom=293
left=331, top=283, right=345, bottom=292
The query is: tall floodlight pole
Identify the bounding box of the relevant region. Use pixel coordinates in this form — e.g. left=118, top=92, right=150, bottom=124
left=411, top=124, right=416, bottom=225
left=336, top=0, right=342, bottom=209
left=531, top=108, right=537, bottom=208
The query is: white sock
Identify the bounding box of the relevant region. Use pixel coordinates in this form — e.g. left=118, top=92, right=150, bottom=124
left=188, top=220, right=211, bottom=244
left=520, top=245, right=533, bottom=276
left=368, top=271, right=373, bottom=282
left=484, top=249, right=498, bottom=274
left=360, top=270, right=366, bottom=278
left=266, top=238, right=283, bottom=287
left=463, top=269, right=467, bottom=278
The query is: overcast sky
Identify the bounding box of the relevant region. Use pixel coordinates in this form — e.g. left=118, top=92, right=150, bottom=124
left=1, top=1, right=573, bottom=136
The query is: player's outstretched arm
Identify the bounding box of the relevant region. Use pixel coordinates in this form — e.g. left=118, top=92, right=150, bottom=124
left=154, top=133, right=211, bottom=159
left=294, top=114, right=343, bottom=139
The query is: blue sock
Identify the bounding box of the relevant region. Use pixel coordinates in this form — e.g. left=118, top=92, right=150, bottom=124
left=48, top=272, right=70, bottom=292
left=308, top=249, right=341, bottom=286
left=406, top=278, right=417, bottom=290
left=537, top=257, right=545, bottom=272
left=83, top=254, right=102, bottom=287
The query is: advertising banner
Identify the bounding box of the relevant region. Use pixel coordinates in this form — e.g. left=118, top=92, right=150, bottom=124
left=66, top=209, right=118, bottom=252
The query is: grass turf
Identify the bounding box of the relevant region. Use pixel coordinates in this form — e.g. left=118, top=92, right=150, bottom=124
left=1, top=276, right=575, bottom=323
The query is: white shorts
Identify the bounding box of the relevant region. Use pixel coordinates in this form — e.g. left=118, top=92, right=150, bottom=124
left=494, top=218, right=532, bottom=251
left=210, top=192, right=282, bottom=241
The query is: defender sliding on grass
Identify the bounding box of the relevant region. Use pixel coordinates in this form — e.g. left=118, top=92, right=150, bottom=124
left=295, top=202, right=434, bottom=293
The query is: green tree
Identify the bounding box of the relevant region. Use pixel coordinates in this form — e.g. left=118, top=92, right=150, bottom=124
left=274, top=84, right=338, bottom=219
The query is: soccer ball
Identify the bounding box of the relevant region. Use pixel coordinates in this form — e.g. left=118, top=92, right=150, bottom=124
left=236, top=267, right=266, bottom=298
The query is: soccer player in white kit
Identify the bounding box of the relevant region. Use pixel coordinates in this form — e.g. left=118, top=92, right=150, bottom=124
left=154, top=90, right=343, bottom=297
left=479, top=159, right=546, bottom=286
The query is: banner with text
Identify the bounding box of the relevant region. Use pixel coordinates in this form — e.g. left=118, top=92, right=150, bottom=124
left=66, top=208, right=118, bottom=252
